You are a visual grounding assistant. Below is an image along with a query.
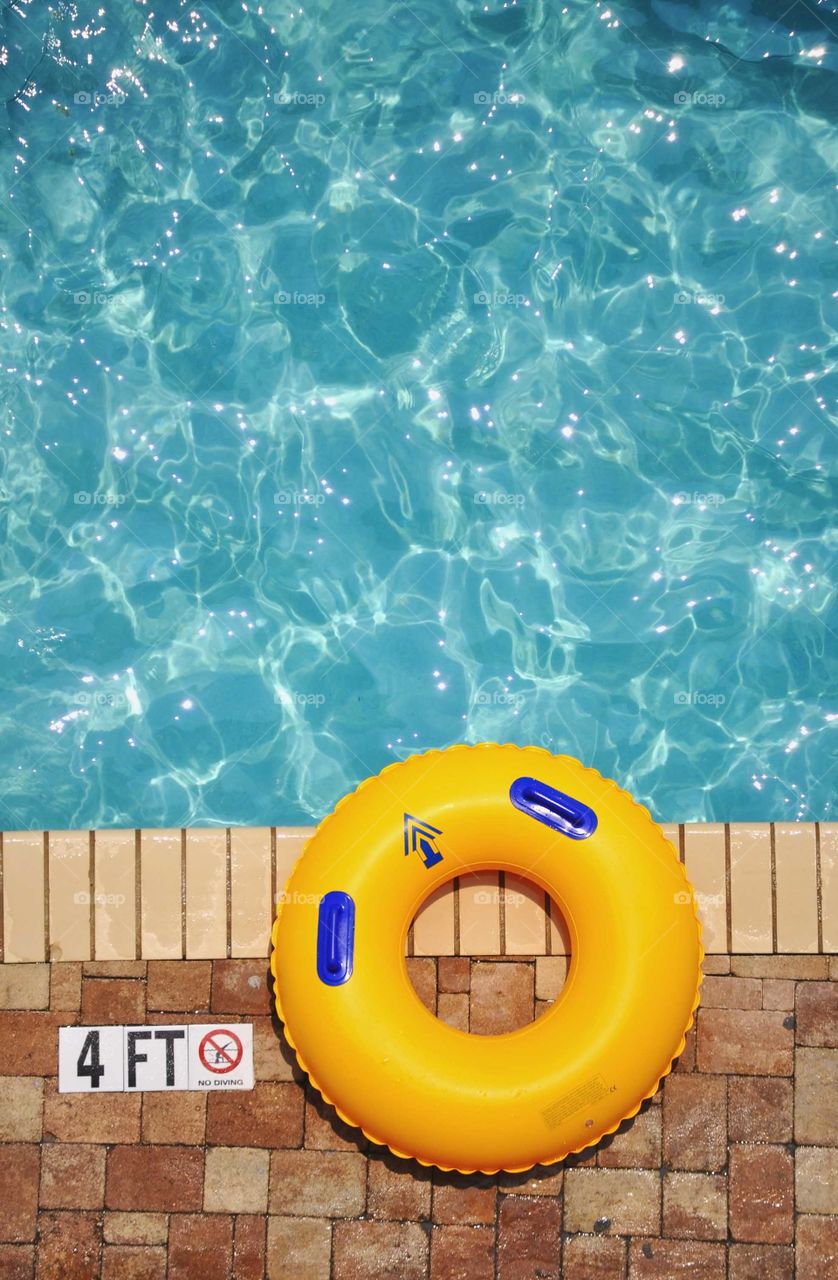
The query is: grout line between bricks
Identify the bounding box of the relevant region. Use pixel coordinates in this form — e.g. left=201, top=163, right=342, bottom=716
left=329, top=1194, right=337, bottom=1277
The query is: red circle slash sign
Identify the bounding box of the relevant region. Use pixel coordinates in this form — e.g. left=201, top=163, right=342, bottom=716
left=199, top=1028, right=243, bottom=1075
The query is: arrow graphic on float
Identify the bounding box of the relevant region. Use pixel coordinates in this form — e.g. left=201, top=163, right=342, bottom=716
left=403, top=814, right=444, bottom=868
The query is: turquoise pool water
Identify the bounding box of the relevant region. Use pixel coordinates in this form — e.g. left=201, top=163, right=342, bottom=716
left=0, top=1, right=835, bottom=830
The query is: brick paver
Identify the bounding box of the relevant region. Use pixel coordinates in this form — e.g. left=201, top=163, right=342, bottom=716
left=0, top=955, right=834, bottom=1276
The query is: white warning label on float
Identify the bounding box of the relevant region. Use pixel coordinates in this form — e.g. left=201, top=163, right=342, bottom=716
left=58, top=1024, right=254, bottom=1093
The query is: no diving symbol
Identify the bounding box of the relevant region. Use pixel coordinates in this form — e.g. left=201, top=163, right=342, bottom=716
left=198, top=1028, right=243, bottom=1075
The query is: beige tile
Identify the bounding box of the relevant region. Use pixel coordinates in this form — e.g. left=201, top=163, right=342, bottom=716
left=185, top=828, right=227, bottom=959
left=729, top=824, right=773, bottom=953
left=684, top=824, right=727, bottom=953
left=820, top=823, right=838, bottom=952
left=103, top=1213, right=168, bottom=1245
left=205, top=1147, right=269, bottom=1213
left=775, top=824, right=818, bottom=953
left=2, top=831, right=46, bottom=962
left=504, top=874, right=548, bottom=955
left=663, top=1171, right=728, bottom=1240
left=139, top=829, right=182, bottom=959
left=762, top=979, right=795, bottom=1011
left=412, top=883, right=456, bottom=956
left=548, top=897, right=571, bottom=955
left=0, top=963, right=50, bottom=1009
left=48, top=830, right=91, bottom=962
left=267, top=1217, right=331, bottom=1278
left=51, top=962, right=82, bottom=1012
left=458, top=871, right=500, bottom=955
left=274, top=828, right=311, bottom=909
left=230, top=827, right=272, bottom=958
left=795, top=1048, right=838, bottom=1145
left=795, top=1147, right=838, bottom=1214
left=269, top=1150, right=366, bottom=1217
left=0, top=1077, right=43, bottom=1141
left=535, top=956, right=568, bottom=1002
left=94, top=830, right=136, bottom=961
left=564, top=1167, right=661, bottom=1234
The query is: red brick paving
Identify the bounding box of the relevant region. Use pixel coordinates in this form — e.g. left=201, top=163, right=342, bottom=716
left=727, top=1075, right=793, bottom=1143
left=168, top=1213, right=234, bottom=1280
left=147, top=961, right=212, bottom=1013
left=0, top=955, right=834, bottom=1276
left=80, top=977, right=146, bottom=1025
left=206, top=1081, right=304, bottom=1149
left=430, top=1223, right=495, bottom=1280
left=0, top=1244, right=37, bottom=1280
left=233, top=1215, right=266, bottom=1280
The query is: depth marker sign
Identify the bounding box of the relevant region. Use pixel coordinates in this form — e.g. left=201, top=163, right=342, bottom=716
left=58, top=1023, right=254, bottom=1093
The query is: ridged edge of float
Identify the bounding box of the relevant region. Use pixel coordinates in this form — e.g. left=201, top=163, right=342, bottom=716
left=269, top=743, right=704, bottom=1175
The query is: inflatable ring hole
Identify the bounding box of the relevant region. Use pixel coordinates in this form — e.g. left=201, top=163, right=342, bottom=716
left=406, top=874, right=573, bottom=1034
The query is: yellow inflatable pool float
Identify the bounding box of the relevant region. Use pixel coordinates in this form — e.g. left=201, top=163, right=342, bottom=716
left=270, top=744, right=703, bottom=1173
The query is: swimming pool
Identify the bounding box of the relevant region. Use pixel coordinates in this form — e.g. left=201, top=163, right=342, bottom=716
left=0, top=0, right=835, bottom=830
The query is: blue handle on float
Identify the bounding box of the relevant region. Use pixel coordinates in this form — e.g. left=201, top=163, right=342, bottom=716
left=316, top=891, right=355, bottom=985
left=509, top=776, right=598, bottom=840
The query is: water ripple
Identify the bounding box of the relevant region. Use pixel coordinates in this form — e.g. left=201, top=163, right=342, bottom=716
left=0, top=0, right=835, bottom=828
